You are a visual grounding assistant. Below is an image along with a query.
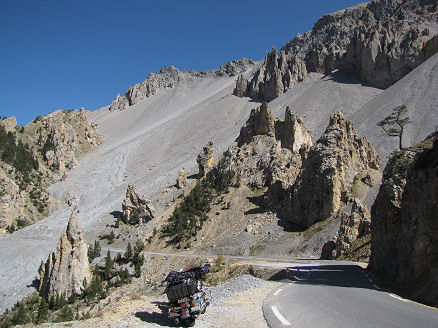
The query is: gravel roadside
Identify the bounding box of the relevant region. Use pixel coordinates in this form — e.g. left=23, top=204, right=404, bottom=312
left=37, top=275, right=281, bottom=328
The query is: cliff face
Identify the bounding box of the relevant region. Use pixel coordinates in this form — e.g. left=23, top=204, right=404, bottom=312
left=109, top=58, right=256, bottom=111
left=38, top=211, right=91, bottom=299
left=0, top=109, right=102, bottom=232
left=235, top=0, right=438, bottom=101
left=369, top=135, right=438, bottom=306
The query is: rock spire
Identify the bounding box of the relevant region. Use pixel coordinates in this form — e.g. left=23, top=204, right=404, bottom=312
left=38, top=211, right=91, bottom=299
left=122, top=184, right=156, bottom=224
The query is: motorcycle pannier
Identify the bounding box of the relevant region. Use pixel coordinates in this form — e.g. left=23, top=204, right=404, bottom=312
left=166, top=278, right=197, bottom=302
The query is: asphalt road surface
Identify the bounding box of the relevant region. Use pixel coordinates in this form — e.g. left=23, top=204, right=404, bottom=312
left=263, top=263, right=438, bottom=328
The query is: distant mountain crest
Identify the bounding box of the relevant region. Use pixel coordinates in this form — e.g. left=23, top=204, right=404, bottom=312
left=109, top=58, right=256, bottom=111
left=234, top=0, right=438, bottom=101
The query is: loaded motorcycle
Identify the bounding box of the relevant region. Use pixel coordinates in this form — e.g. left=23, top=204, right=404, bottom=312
left=163, top=265, right=211, bottom=327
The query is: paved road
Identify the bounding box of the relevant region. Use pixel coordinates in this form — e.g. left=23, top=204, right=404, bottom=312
left=263, top=263, right=438, bottom=328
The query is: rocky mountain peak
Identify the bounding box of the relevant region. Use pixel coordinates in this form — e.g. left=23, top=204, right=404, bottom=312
left=235, top=0, right=438, bottom=102
left=109, top=58, right=256, bottom=112
left=38, top=211, right=91, bottom=300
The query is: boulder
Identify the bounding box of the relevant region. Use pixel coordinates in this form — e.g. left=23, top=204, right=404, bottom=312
left=122, top=184, right=156, bottom=224
left=38, top=211, right=91, bottom=299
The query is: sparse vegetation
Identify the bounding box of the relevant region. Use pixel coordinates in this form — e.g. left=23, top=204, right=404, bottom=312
left=87, top=240, right=101, bottom=263
left=214, top=253, right=224, bottom=272
left=377, top=104, right=410, bottom=150
left=0, top=125, right=39, bottom=187
left=161, top=163, right=238, bottom=246
left=386, top=150, right=413, bottom=178
left=98, top=230, right=116, bottom=244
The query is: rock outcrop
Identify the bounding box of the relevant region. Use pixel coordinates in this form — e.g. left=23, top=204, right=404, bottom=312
left=36, top=109, right=102, bottom=173
left=0, top=117, right=17, bottom=133
left=197, top=141, right=214, bottom=178
left=122, top=184, right=156, bottom=224
left=321, top=198, right=371, bottom=260
left=176, top=170, right=188, bottom=189
left=227, top=103, right=312, bottom=189
left=284, top=112, right=380, bottom=227
left=0, top=109, right=102, bottom=232
left=109, top=58, right=256, bottom=111
left=236, top=0, right=438, bottom=101
left=38, top=211, right=91, bottom=299
left=369, top=135, right=438, bottom=306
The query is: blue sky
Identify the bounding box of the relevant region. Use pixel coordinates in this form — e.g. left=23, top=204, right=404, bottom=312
left=0, top=0, right=366, bottom=125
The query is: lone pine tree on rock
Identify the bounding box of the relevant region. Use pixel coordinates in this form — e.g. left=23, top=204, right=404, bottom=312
left=377, top=104, right=410, bottom=150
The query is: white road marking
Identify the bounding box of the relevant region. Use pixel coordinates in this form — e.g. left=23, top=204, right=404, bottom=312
left=373, top=284, right=382, bottom=291
left=271, top=305, right=291, bottom=326
left=389, top=293, right=409, bottom=302
left=273, top=288, right=282, bottom=296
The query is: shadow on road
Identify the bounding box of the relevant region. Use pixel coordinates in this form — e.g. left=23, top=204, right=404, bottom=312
left=135, top=301, right=177, bottom=327
left=269, top=264, right=376, bottom=290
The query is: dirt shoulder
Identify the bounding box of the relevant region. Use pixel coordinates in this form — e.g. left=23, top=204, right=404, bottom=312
left=37, top=277, right=280, bottom=328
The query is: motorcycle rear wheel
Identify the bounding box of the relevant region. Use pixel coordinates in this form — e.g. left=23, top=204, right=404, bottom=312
left=181, top=317, right=195, bottom=327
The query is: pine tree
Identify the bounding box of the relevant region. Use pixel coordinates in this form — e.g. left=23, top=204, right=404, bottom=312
left=377, top=104, right=410, bottom=150
left=36, top=297, right=49, bottom=323
left=134, top=239, right=144, bottom=254
left=134, top=262, right=142, bottom=278
left=104, top=250, right=113, bottom=281
left=125, top=242, right=133, bottom=262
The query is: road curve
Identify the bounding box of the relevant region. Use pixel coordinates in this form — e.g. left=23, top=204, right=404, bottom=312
left=263, top=262, right=438, bottom=328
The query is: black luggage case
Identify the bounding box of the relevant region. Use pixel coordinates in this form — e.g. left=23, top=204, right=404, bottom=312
left=166, top=278, right=197, bottom=302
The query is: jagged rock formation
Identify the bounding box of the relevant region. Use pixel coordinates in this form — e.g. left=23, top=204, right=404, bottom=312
left=122, top=184, right=156, bottom=224
left=235, top=0, right=438, bottom=101
left=227, top=103, right=312, bottom=189
left=109, top=58, right=256, bottom=111
left=232, top=74, right=249, bottom=97
left=38, top=211, right=91, bottom=299
left=283, top=112, right=380, bottom=227
left=176, top=170, right=188, bottom=189
left=36, top=109, right=102, bottom=173
left=369, top=135, right=438, bottom=306
left=197, top=141, right=214, bottom=178
left=0, top=109, right=102, bottom=232
left=0, top=117, right=17, bottom=133
left=321, top=198, right=371, bottom=260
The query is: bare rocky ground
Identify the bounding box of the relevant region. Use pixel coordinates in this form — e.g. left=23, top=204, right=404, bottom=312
left=0, top=53, right=437, bottom=315
left=35, top=274, right=280, bottom=328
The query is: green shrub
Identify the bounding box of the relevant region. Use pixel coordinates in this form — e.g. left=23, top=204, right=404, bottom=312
left=161, top=164, right=237, bottom=245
